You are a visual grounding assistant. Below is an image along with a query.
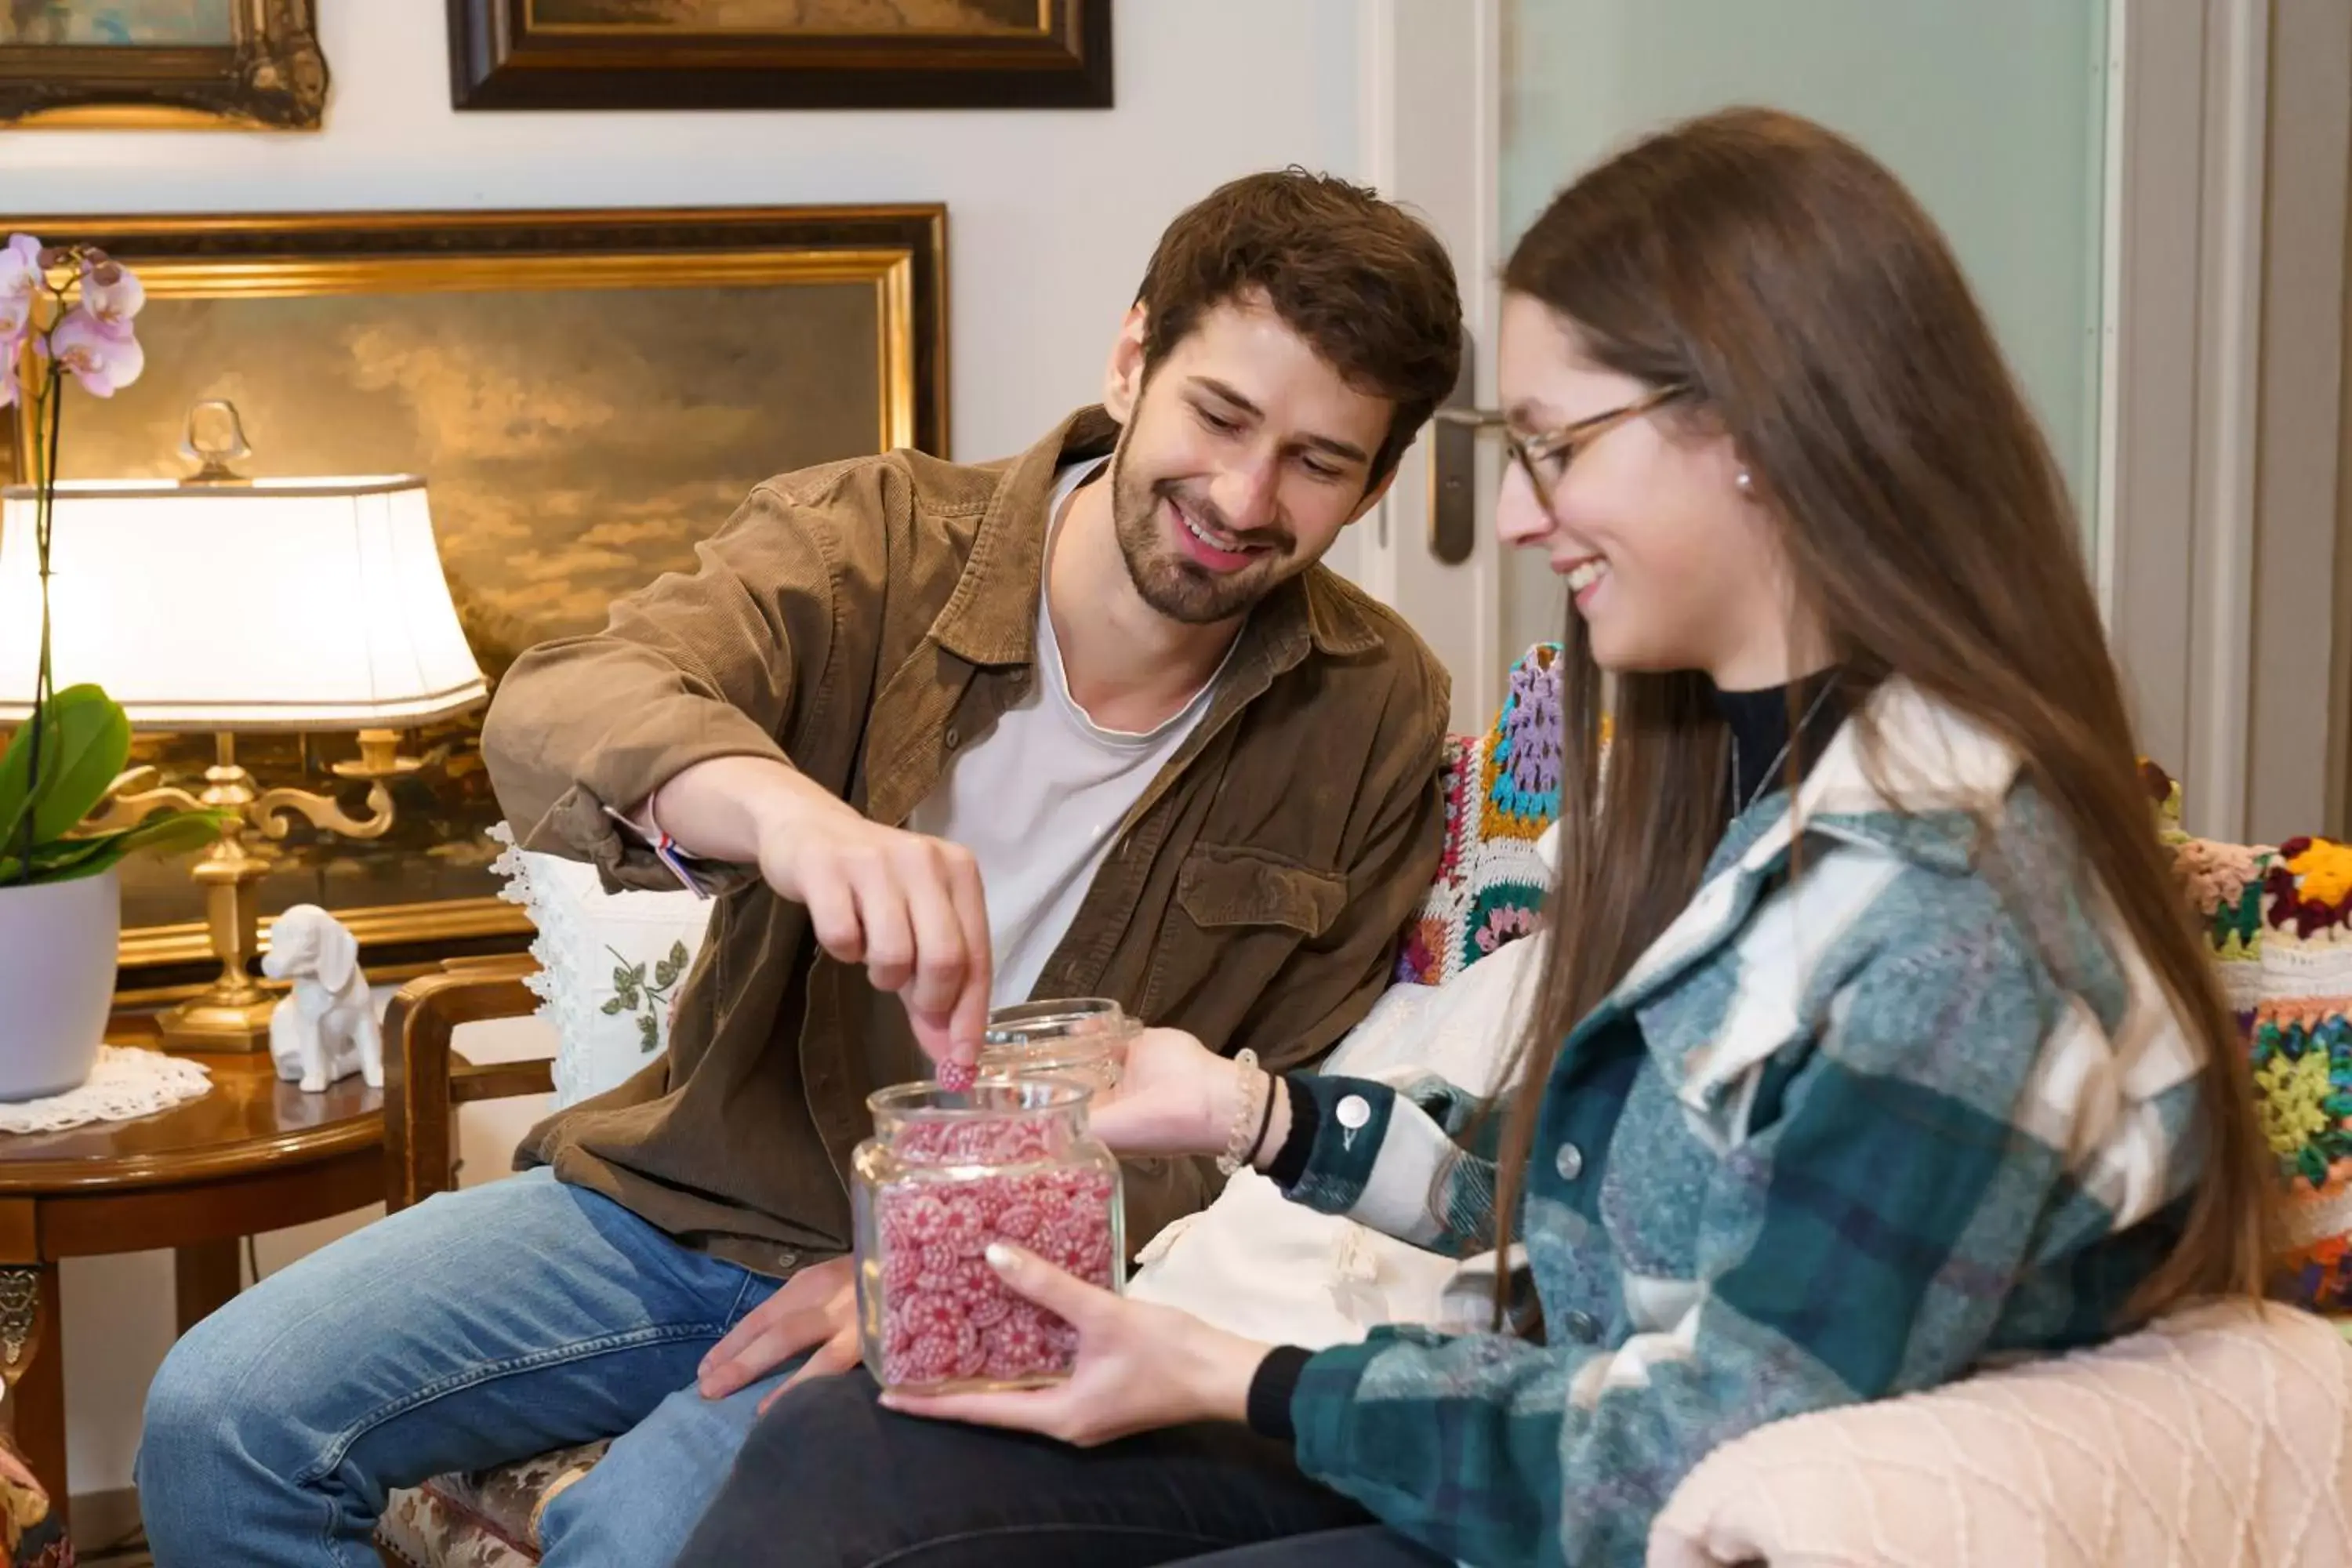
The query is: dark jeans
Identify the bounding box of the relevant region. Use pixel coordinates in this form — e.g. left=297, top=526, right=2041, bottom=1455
left=674, top=1370, right=1450, bottom=1568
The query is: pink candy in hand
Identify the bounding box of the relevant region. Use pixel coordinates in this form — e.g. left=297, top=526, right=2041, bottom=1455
left=935, top=1058, right=977, bottom=1094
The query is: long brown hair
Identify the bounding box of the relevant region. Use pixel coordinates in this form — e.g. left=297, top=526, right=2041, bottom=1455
left=1491, top=107, right=2274, bottom=1323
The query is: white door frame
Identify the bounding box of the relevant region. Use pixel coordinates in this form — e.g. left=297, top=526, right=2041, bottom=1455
left=2109, top=0, right=2348, bottom=844
left=1350, top=0, right=1509, bottom=739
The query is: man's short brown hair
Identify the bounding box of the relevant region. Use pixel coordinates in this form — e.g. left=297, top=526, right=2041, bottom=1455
left=1134, top=168, right=1463, bottom=488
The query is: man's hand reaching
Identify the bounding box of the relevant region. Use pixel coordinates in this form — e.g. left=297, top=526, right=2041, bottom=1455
left=637, top=757, right=994, bottom=1069
left=753, top=799, right=993, bottom=1069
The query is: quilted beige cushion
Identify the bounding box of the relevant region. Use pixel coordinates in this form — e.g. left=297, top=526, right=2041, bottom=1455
left=1649, top=1301, right=2352, bottom=1567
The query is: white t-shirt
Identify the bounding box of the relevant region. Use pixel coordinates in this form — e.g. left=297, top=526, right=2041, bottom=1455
left=906, top=457, right=1226, bottom=1006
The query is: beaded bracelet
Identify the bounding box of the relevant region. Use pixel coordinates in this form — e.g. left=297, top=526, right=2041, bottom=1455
left=1216, top=1049, right=1267, bottom=1176
left=1243, top=1069, right=1279, bottom=1168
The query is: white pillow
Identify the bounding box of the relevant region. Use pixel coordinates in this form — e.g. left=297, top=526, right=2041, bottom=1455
left=486, top=822, right=715, bottom=1106
left=1124, top=823, right=1556, bottom=1345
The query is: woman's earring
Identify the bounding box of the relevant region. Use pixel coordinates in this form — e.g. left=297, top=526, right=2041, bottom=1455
left=1734, top=470, right=1754, bottom=495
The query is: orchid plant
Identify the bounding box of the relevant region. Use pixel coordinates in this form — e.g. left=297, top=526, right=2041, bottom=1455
left=0, top=234, right=222, bottom=887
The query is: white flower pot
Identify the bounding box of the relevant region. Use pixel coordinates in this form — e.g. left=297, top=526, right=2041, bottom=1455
left=0, top=869, right=117, bottom=1101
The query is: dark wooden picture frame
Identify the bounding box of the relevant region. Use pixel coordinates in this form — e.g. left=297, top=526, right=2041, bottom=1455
left=447, top=0, right=1112, bottom=111
left=0, top=0, right=328, bottom=129
left=1, top=205, right=947, bottom=989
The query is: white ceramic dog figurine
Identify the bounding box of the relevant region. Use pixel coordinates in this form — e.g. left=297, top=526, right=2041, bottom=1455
left=261, top=904, right=382, bottom=1093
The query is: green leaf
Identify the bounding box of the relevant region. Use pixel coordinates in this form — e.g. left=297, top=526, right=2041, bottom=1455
left=654, top=954, right=680, bottom=988
left=0, top=685, right=129, bottom=851
left=627, top=961, right=648, bottom=988
left=2299, top=1146, right=2328, bottom=1186
left=638, top=1014, right=659, bottom=1052
left=23, top=685, right=132, bottom=844
left=600, top=997, right=625, bottom=1016
left=613, top=984, right=640, bottom=1010
left=0, top=808, right=227, bottom=884
left=0, top=716, right=38, bottom=850
left=611, top=961, right=633, bottom=990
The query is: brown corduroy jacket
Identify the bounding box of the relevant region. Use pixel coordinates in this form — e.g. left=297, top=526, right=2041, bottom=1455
left=481, top=407, right=1450, bottom=1279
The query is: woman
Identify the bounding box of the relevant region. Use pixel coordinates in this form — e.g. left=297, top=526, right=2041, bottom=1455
left=681, top=107, right=2272, bottom=1568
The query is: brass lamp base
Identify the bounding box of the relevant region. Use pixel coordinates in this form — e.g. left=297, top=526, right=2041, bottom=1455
left=93, top=730, right=408, bottom=1057
left=156, top=989, right=279, bottom=1053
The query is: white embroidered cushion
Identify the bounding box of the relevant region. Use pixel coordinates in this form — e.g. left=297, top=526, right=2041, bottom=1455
left=486, top=822, right=714, bottom=1106
left=1123, top=825, right=1555, bottom=1346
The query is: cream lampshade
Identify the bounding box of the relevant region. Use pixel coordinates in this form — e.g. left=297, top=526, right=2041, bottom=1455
left=0, top=466, right=487, bottom=1051
left=0, top=475, right=485, bottom=731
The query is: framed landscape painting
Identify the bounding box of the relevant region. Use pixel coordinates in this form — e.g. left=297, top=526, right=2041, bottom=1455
left=0, top=0, right=328, bottom=128
left=448, top=0, right=1112, bottom=110
left=1, top=205, right=946, bottom=986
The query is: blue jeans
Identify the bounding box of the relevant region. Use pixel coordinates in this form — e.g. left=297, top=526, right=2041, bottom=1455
left=136, top=1167, right=793, bottom=1568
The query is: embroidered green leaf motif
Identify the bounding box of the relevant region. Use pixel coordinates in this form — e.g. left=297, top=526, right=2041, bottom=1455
left=605, top=943, right=688, bottom=1054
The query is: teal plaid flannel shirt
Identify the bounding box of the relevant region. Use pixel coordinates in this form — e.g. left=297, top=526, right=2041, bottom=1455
left=1274, top=682, right=2209, bottom=1568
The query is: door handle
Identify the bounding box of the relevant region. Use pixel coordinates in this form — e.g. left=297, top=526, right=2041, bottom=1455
left=1433, top=408, right=1509, bottom=428
left=1428, top=341, right=1501, bottom=565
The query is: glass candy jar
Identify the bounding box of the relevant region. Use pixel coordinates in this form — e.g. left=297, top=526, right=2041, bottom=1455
left=852, top=1077, right=1124, bottom=1393
left=975, top=997, right=1138, bottom=1093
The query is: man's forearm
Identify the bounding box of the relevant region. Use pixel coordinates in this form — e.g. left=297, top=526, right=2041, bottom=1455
left=631, top=754, right=848, bottom=865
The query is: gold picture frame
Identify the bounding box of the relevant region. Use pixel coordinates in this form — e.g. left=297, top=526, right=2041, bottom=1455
left=1, top=205, right=948, bottom=990
left=0, top=1, right=329, bottom=129
left=448, top=0, right=1111, bottom=111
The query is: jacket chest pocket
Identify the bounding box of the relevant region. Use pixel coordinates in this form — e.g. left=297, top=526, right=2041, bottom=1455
left=1145, top=844, right=1347, bottom=1025
left=1175, top=844, right=1347, bottom=935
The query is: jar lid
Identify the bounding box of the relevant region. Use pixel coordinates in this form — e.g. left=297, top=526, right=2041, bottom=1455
left=982, top=997, right=1133, bottom=1046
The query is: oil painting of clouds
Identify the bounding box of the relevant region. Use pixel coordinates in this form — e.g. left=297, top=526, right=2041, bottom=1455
left=19, top=209, right=943, bottom=969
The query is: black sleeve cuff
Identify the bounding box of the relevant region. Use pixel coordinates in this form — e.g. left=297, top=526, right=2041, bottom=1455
left=1246, top=1345, right=1313, bottom=1441
left=1263, top=1073, right=1319, bottom=1188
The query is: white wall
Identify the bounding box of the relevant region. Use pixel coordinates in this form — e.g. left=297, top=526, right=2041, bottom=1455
left=5, top=0, right=1368, bottom=1500
left=0, top=0, right=1365, bottom=466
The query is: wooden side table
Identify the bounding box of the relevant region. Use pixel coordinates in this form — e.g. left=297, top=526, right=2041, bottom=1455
left=0, top=1016, right=383, bottom=1527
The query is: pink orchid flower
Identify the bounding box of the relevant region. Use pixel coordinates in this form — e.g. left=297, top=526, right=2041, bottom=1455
left=77, top=250, right=143, bottom=329
left=0, top=234, right=40, bottom=407
left=45, top=305, right=145, bottom=397
left=0, top=234, right=40, bottom=332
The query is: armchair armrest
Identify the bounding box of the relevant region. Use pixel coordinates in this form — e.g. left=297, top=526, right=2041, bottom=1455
left=382, top=956, right=550, bottom=1212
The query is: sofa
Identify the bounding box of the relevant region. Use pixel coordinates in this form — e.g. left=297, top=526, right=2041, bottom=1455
left=368, top=648, right=2352, bottom=1566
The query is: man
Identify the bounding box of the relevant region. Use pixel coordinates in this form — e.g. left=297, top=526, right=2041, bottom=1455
left=137, top=169, right=1461, bottom=1568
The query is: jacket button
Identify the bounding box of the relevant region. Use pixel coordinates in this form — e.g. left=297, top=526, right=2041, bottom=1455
left=1555, top=1142, right=1584, bottom=1181
left=943, top=724, right=961, bottom=750
left=1562, top=1310, right=1600, bottom=1342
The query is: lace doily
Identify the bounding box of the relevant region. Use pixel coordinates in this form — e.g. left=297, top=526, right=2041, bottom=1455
left=0, top=1046, right=212, bottom=1134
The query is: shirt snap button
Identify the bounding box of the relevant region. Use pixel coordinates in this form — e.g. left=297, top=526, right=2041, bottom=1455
left=1336, top=1095, right=1372, bottom=1131
left=1555, top=1142, right=1584, bottom=1181
left=1563, top=1310, right=1600, bottom=1342
left=943, top=724, right=961, bottom=750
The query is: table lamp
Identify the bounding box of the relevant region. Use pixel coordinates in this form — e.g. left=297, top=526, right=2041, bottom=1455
left=0, top=401, right=488, bottom=1051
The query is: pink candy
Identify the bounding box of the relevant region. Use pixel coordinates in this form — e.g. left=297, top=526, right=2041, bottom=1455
left=935, top=1058, right=978, bottom=1093
left=872, top=1165, right=1117, bottom=1391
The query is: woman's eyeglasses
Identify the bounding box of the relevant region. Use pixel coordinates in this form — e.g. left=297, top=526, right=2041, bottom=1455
left=1504, top=383, right=1689, bottom=510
